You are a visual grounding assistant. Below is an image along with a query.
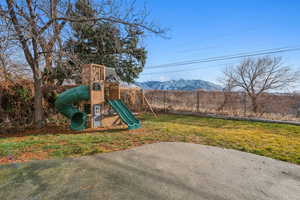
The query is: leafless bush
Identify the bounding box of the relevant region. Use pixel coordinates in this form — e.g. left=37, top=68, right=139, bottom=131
left=120, top=88, right=144, bottom=112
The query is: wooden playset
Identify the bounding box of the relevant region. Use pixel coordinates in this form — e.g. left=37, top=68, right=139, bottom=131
left=55, top=64, right=141, bottom=131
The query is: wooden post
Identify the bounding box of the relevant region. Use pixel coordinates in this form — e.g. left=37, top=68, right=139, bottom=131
left=243, top=92, right=247, bottom=116
left=144, top=94, right=158, bottom=118
left=163, top=90, right=167, bottom=112
left=141, top=89, right=145, bottom=111
left=196, top=90, right=200, bottom=112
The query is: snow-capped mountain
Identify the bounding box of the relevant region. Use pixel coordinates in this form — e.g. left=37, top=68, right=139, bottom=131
left=135, top=79, right=222, bottom=91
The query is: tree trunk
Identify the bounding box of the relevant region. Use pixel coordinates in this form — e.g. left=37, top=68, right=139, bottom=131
left=250, top=96, right=258, bottom=113
left=217, top=91, right=229, bottom=111
left=33, top=67, right=44, bottom=128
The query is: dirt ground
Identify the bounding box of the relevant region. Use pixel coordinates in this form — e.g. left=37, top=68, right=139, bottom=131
left=0, top=142, right=299, bottom=200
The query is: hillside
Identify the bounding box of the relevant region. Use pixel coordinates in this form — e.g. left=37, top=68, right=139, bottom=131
left=135, top=79, right=222, bottom=91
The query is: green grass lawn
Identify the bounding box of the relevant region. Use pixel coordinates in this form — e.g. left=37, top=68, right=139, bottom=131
left=0, top=113, right=300, bottom=164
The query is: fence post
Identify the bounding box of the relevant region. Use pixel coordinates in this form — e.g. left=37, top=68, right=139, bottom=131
left=243, top=92, right=247, bottom=116
left=141, top=89, right=145, bottom=111
left=163, top=90, right=167, bottom=112
left=196, top=90, right=200, bottom=112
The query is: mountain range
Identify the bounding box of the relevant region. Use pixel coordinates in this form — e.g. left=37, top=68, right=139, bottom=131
left=135, top=79, right=222, bottom=91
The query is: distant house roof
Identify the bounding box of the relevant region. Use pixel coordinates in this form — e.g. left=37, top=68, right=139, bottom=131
left=105, top=67, right=141, bottom=89
left=105, top=67, right=121, bottom=82
left=119, top=82, right=141, bottom=90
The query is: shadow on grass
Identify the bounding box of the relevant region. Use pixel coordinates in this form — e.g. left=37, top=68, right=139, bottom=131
left=0, top=125, right=128, bottom=139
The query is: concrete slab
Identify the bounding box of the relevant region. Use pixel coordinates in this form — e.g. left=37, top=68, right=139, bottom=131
left=0, top=142, right=299, bottom=200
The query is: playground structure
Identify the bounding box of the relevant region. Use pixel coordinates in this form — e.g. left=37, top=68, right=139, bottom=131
left=55, top=64, right=141, bottom=131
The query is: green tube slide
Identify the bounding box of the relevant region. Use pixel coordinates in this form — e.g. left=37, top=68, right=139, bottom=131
left=55, top=85, right=90, bottom=131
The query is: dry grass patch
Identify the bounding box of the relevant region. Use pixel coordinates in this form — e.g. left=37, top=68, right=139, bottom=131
left=0, top=113, right=299, bottom=164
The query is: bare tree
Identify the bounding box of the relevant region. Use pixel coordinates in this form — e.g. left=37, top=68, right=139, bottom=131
left=222, top=56, right=299, bottom=113
left=0, top=0, right=165, bottom=128
left=0, top=21, right=30, bottom=82
left=217, top=74, right=235, bottom=112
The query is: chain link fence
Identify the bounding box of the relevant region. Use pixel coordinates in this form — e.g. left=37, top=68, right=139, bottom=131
left=142, top=90, right=300, bottom=121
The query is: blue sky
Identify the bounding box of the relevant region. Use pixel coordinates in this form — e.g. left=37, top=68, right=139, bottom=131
left=137, top=0, right=300, bottom=84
